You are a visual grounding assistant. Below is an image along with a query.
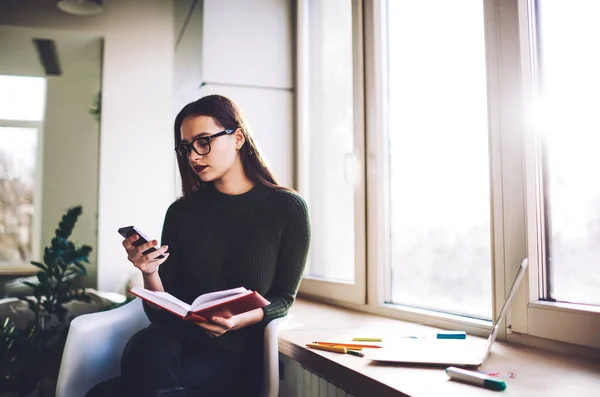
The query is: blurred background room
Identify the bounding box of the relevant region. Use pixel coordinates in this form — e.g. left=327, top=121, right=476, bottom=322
left=0, top=0, right=294, bottom=298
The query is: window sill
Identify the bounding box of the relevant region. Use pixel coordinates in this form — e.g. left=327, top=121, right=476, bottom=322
left=529, top=299, right=600, bottom=315
left=299, top=291, right=493, bottom=338
left=279, top=298, right=600, bottom=396
left=0, top=264, right=38, bottom=275
left=381, top=302, right=491, bottom=330
left=517, top=300, right=600, bottom=349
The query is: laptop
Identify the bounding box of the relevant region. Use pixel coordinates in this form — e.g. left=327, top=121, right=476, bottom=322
left=367, top=258, right=528, bottom=368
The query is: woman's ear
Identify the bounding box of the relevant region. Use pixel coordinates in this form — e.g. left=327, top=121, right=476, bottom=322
left=234, top=128, right=246, bottom=150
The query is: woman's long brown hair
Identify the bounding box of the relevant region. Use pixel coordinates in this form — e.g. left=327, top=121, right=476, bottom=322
left=174, top=95, right=283, bottom=198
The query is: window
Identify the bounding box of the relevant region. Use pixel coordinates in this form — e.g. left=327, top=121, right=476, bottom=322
left=298, top=0, right=600, bottom=348
left=386, top=0, right=492, bottom=320
left=0, top=76, right=46, bottom=271
left=534, top=0, right=600, bottom=306
left=513, top=0, right=600, bottom=348
left=0, top=76, right=46, bottom=121
left=304, top=0, right=356, bottom=282
left=0, top=127, right=38, bottom=265
left=296, top=0, right=366, bottom=303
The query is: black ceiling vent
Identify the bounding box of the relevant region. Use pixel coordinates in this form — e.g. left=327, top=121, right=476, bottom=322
left=32, top=38, right=62, bottom=76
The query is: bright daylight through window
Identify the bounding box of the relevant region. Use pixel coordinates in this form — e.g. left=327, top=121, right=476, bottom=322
left=386, top=1, right=492, bottom=319
left=0, top=75, right=46, bottom=266
left=304, top=0, right=356, bottom=282
left=535, top=0, right=600, bottom=306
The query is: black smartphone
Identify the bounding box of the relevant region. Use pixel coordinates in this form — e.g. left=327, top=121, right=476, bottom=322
left=118, top=226, right=165, bottom=259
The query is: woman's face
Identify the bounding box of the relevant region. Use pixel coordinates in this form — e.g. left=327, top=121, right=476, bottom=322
left=180, top=115, right=244, bottom=183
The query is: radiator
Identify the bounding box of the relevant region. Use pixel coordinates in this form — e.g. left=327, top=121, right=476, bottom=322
left=278, top=354, right=357, bottom=397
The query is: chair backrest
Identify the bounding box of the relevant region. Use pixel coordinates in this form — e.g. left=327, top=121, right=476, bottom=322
left=261, top=316, right=285, bottom=397
left=56, top=298, right=150, bottom=397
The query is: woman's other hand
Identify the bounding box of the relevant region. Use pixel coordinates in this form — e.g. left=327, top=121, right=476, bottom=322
left=193, top=308, right=265, bottom=337
left=122, top=234, right=169, bottom=275
left=193, top=316, right=239, bottom=337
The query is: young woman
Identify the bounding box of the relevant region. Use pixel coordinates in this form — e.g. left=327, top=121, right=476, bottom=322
left=87, top=95, right=310, bottom=397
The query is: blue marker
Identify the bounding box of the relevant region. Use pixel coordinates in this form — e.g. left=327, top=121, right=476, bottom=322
left=437, top=331, right=467, bottom=339
left=446, top=366, right=507, bottom=391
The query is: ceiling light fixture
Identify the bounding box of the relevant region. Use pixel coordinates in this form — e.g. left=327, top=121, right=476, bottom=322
left=57, top=0, right=104, bottom=16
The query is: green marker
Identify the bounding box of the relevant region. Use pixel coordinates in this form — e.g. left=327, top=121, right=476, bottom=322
left=346, top=350, right=364, bottom=357
left=446, top=366, right=507, bottom=391
left=352, top=337, right=382, bottom=342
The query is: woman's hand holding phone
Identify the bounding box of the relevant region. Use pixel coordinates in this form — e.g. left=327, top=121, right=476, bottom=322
left=122, top=234, right=169, bottom=275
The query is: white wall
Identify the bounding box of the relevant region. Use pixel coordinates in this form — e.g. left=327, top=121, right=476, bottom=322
left=41, top=36, right=102, bottom=288
left=202, top=0, right=293, bottom=89
left=0, top=0, right=176, bottom=292
left=197, top=83, right=294, bottom=187
left=95, top=3, right=175, bottom=292
left=175, top=0, right=295, bottom=189
left=173, top=0, right=203, bottom=114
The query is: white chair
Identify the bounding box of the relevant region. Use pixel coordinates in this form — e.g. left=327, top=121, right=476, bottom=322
left=56, top=298, right=284, bottom=397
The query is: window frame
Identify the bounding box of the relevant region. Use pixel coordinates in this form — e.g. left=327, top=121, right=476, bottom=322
left=363, top=0, right=498, bottom=337
left=296, top=0, right=367, bottom=304
left=0, top=118, right=44, bottom=275
left=509, top=0, right=600, bottom=349
left=296, top=0, right=600, bottom=350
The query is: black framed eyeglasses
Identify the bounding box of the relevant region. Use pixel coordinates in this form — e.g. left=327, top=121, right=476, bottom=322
left=175, top=129, right=235, bottom=158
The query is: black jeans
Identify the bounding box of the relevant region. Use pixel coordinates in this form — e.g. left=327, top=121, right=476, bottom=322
left=86, top=325, right=262, bottom=397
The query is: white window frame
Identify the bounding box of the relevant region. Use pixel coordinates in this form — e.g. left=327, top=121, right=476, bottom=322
left=297, top=0, right=600, bottom=350
left=508, top=0, right=600, bottom=349
left=0, top=118, right=44, bottom=275
left=296, top=0, right=367, bottom=304
left=363, top=0, right=497, bottom=337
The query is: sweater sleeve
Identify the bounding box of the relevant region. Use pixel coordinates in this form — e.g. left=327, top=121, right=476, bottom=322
left=262, top=192, right=311, bottom=323
left=143, top=201, right=183, bottom=325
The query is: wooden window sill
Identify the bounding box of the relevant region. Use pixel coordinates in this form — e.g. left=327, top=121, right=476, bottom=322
left=278, top=299, right=600, bottom=396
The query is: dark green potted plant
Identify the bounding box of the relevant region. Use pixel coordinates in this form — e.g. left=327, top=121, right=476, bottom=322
left=0, top=317, right=21, bottom=394
left=0, top=206, right=92, bottom=396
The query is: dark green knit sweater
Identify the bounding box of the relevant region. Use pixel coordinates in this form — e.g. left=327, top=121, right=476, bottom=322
left=143, top=183, right=310, bottom=355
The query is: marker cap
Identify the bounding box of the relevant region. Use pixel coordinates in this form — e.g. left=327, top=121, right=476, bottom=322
left=437, top=331, right=467, bottom=339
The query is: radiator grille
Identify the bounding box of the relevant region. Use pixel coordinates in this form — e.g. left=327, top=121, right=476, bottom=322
left=279, top=354, right=357, bottom=397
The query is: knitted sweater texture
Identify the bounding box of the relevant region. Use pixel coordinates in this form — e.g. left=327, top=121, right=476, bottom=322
left=143, top=183, right=310, bottom=355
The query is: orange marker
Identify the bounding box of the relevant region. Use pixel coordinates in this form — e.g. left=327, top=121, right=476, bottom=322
left=334, top=345, right=362, bottom=351
left=306, top=343, right=347, bottom=354
left=311, top=341, right=382, bottom=349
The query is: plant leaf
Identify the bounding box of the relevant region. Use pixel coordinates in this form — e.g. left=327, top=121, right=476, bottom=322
left=36, top=272, right=48, bottom=284
left=21, top=281, right=38, bottom=290
left=72, top=261, right=88, bottom=275
left=60, top=273, right=78, bottom=283
left=30, top=261, right=47, bottom=271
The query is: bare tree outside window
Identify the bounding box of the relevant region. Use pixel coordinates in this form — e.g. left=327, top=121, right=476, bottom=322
left=0, top=76, right=45, bottom=270
left=0, top=129, right=37, bottom=265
